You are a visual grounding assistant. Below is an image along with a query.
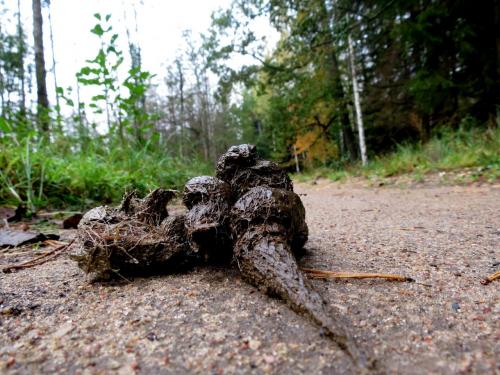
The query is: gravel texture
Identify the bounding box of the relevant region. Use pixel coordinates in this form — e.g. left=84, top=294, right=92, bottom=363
left=1, top=180, right=499, bottom=374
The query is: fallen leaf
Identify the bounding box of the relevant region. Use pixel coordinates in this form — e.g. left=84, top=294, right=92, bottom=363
left=0, top=229, right=59, bottom=247
left=62, top=214, right=83, bottom=229
left=6, top=357, right=15, bottom=368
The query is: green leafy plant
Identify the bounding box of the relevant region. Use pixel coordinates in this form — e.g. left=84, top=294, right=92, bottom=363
left=76, top=13, right=156, bottom=148
left=77, top=13, right=123, bottom=132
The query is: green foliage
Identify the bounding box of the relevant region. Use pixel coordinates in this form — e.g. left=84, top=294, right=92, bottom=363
left=77, top=14, right=122, bottom=125
left=0, top=11, right=207, bottom=211
left=295, top=127, right=499, bottom=184
left=208, top=0, right=500, bottom=167
left=2, top=3, right=499, bottom=212
left=120, top=66, right=155, bottom=145
left=76, top=13, right=155, bottom=146
left=0, top=129, right=210, bottom=210
left=362, top=126, right=500, bottom=178
left=0, top=5, right=29, bottom=119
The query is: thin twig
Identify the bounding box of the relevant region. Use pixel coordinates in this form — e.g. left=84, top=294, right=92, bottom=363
left=16, top=240, right=70, bottom=265
left=1, top=239, right=74, bottom=273
left=44, top=239, right=68, bottom=247
left=1, top=250, right=52, bottom=257
left=393, top=226, right=425, bottom=231
left=302, top=268, right=413, bottom=282
left=480, top=270, right=500, bottom=285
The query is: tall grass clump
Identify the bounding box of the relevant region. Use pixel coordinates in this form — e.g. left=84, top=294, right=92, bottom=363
left=362, top=125, right=499, bottom=178
left=0, top=133, right=211, bottom=211
left=291, top=125, right=499, bottom=183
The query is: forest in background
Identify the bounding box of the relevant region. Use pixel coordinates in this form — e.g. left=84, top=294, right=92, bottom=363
left=0, top=0, right=499, bottom=211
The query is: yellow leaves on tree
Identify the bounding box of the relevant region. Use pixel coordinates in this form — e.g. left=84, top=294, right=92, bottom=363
left=294, top=128, right=337, bottom=167
left=292, top=100, right=338, bottom=167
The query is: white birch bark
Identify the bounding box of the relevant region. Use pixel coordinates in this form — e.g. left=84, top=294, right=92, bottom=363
left=348, top=34, right=368, bottom=166
left=293, top=145, right=300, bottom=173
left=47, top=1, right=59, bottom=115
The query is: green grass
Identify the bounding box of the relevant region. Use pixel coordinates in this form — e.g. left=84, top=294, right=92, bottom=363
left=293, top=126, right=500, bottom=184
left=0, top=136, right=211, bottom=211
left=2, top=126, right=498, bottom=212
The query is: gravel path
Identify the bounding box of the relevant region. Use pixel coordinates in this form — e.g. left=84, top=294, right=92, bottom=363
left=1, top=181, right=499, bottom=374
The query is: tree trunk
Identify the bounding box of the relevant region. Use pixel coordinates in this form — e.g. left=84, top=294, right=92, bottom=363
left=329, top=50, right=358, bottom=162
left=203, top=74, right=216, bottom=161
left=176, top=59, right=185, bottom=158
left=32, top=0, right=49, bottom=132
left=293, top=145, right=300, bottom=173
left=492, top=0, right=500, bottom=127
left=76, top=77, right=84, bottom=131
left=321, top=0, right=357, bottom=162
left=47, top=0, right=60, bottom=125
left=17, top=0, right=26, bottom=115
left=348, top=34, right=368, bottom=165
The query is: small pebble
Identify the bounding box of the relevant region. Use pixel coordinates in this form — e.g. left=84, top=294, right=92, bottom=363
left=6, top=357, right=16, bottom=368
left=263, top=354, right=275, bottom=364
left=249, top=339, right=261, bottom=350
left=131, top=361, right=140, bottom=371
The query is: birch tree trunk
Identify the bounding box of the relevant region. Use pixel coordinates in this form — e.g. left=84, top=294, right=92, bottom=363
left=293, top=145, right=300, bottom=173
left=348, top=34, right=367, bottom=166
left=47, top=0, right=60, bottom=127
left=32, top=0, right=49, bottom=132
left=177, top=60, right=185, bottom=158
left=324, top=0, right=357, bottom=162
left=17, top=0, right=26, bottom=115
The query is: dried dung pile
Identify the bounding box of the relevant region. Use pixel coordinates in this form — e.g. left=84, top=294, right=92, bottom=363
left=71, top=189, right=193, bottom=280
left=183, top=176, right=233, bottom=262
left=215, top=144, right=293, bottom=199
left=72, top=144, right=375, bottom=370
left=73, top=144, right=300, bottom=280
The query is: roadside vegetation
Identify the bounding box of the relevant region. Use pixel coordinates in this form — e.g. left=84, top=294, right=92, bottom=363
left=2, top=124, right=497, bottom=212
left=0, top=132, right=210, bottom=211
left=1, top=2, right=499, bottom=212
left=294, top=126, right=500, bottom=185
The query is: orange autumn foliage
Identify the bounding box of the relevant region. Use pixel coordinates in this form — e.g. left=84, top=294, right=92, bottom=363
left=294, top=128, right=338, bottom=166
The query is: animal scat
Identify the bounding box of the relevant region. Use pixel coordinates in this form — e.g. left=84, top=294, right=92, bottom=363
left=183, top=176, right=232, bottom=261
left=215, top=144, right=257, bottom=184
left=227, top=159, right=293, bottom=198
left=183, top=176, right=232, bottom=209
left=133, top=188, right=176, bottom=226
left=71, top=189, right=190, bottom=280
left=230, top=187, right=371, bottom=370
left=231, top=187, right=308, bottom=254
left=72, top=144, right=376, bottom=371
left=119, top=190, right=138, bottom=214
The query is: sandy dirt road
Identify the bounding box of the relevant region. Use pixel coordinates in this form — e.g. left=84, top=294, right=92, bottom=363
left=1, top=181, right=499, bottom=374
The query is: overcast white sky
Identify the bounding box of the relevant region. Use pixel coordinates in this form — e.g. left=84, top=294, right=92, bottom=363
left=4, top=0, right=277, bottom=112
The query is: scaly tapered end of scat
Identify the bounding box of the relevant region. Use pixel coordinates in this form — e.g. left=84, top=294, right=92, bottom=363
left=233, top=227, right=375, bottom=371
